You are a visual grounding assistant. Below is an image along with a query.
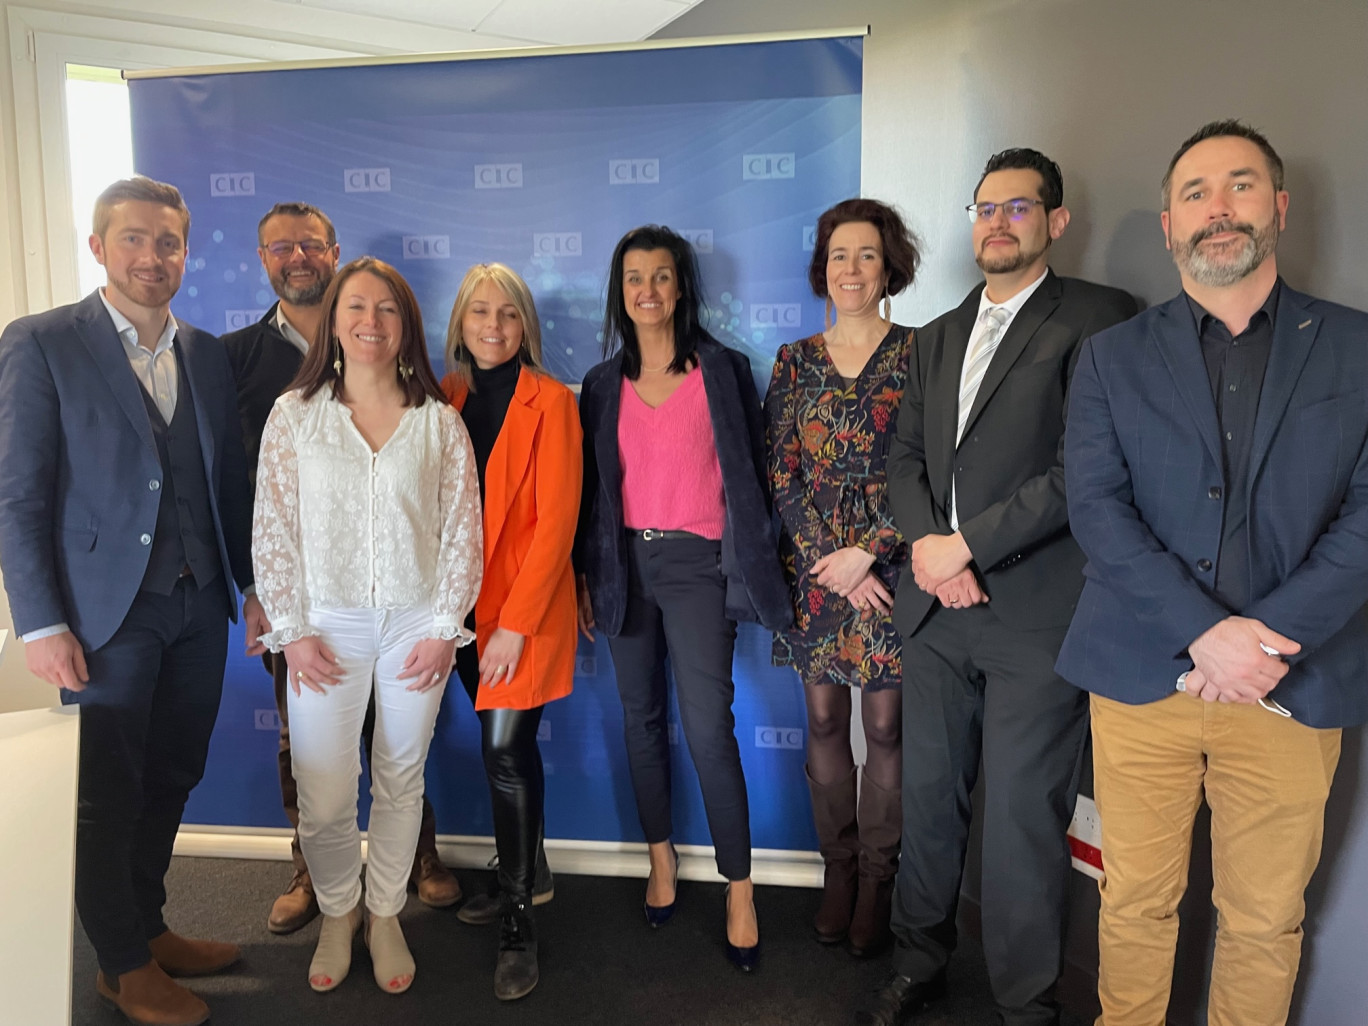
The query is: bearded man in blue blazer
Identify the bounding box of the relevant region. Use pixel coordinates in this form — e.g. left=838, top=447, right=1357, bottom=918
left=0, top=177, right=265, bottom=1026
left=1059, top=121, right=1368, bottom=1026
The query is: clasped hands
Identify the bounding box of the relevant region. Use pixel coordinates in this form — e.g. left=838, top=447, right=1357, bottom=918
left=810, top=547, right=892, bottom=613
left=1180, top=616, right=1300, bottom=705
left=910, top=532, right=985, bottom=609
left=284, top=634, right=459, bottom=696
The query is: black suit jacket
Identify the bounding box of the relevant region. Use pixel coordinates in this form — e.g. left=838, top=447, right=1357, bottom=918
left=888, top=270, right=1138, bottom=635
left=221, top=303, right=305, bottom=493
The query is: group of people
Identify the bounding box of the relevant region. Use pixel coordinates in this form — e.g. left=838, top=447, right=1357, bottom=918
left=0, top=116, right=1363, bottom=1026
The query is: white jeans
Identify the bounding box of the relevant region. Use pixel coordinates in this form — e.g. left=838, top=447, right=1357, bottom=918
left=286, top=605, right=447, bottom=917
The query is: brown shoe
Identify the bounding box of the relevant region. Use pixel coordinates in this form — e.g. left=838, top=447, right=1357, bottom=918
left=148, top=930, right=240, bottom=977
left=96, top=962, right=209, bottom=1026
left=412, top=850, right=462, bottom=908
left=847, top=773, right=900, bottom=958
left=269, top=869, right=320, bottom=934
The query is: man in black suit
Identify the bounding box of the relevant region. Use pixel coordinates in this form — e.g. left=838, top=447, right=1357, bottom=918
left=863, top=149, right=1138, bottom=1026
left=223, top=201, right=460, bottom=933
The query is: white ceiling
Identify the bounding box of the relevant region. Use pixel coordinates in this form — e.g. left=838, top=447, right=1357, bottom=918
left=270, top=0, right=706, bottom=47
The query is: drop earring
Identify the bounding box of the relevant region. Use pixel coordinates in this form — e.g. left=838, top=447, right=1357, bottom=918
left=881, top=293, right=891, bottom=322
left=332, top=339, right=343, bottom=375
left=398, top=359, right=414, bottom=382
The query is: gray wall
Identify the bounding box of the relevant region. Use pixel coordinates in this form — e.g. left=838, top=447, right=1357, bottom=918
left=659, top=2, right=1368, bottom=1024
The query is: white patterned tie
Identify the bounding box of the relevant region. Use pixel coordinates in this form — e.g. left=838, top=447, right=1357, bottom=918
left=956, top=305, right=1009, bottom=444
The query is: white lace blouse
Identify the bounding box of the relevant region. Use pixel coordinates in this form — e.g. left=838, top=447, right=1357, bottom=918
left=252, top=388, right=482, bottom=651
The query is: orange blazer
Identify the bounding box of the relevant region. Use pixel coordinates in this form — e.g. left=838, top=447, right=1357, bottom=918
left=444, top=367, right=583, bottom=711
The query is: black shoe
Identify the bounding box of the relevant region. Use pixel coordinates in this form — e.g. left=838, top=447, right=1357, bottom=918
left=855, top=971, right=947, bottom=1026
left=458, top=846, right=556, bottom=925
left=494, top=899, right=539, bottom=1001
left=644, top=845, right=680, bottom=928
left=724, top=883, right=759, bottom=974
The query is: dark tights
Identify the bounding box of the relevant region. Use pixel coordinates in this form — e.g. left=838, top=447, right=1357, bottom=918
left=457, top=643, right=546, bottom=900
left=804, top=676, right=901, bottom=790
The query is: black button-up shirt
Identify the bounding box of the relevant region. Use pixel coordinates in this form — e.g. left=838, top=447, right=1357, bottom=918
left=1187, top=279, right=1280, bottom=612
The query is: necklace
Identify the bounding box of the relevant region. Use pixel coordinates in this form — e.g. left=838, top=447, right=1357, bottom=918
left=641, top=358, right=674, bottom=373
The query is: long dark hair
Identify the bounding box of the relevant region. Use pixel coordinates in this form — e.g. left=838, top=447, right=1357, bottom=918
left=289, top=256, right=446, bottom=407
left=602, top=225, right=715, bottom=379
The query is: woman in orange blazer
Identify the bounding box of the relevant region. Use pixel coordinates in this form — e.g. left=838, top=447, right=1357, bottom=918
left=441, top=263, right=582, bottom=1002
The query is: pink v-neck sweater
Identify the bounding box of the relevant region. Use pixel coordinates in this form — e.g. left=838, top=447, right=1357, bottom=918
left=618, top=367, right=726, bottom=540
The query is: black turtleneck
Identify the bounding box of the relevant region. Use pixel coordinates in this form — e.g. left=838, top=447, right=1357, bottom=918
left=463, top=358, right=521, bottom=497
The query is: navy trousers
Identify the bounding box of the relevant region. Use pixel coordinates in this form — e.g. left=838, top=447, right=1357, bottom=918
left=62, top=576, right=229, bottom=977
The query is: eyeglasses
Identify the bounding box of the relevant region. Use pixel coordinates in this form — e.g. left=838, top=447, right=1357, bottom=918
left=264, top=239, right=330, bottom=258
left=965, top=198, right=1047, bottom=224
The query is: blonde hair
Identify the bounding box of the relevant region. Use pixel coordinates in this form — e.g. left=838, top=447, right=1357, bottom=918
left=444, top=263, right=549, bottom=390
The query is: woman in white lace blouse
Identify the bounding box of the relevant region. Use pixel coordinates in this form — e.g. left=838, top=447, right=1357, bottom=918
left=252, top=256, right=482, bottom=996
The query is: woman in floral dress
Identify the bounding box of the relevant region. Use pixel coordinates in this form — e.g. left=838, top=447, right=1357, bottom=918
left=766, top=198, right=921, bottom=956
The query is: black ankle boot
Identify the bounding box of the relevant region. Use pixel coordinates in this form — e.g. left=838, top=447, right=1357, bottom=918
left=494, top=899, right=539, bottom=1001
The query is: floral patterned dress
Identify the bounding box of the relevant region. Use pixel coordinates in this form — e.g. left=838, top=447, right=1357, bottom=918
left=765, top=325, right=912, bottom=690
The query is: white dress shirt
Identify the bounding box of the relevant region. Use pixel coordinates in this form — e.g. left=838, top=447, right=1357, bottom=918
left=950, top=268, right=1049, bottom=530
left=252, top=389, right=483, bottom=651
left=100, top=288, right=179, bottom=421
left=273, top=304, right=312, bottom=355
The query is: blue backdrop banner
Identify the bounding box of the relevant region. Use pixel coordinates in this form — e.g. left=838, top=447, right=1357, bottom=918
left=128, top=35, right=862, bottom=854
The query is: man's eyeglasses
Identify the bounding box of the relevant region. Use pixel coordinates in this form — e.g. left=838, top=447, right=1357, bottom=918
left=965, top=198, right=1047, bottom=224
left=264, top=239, right=330, bottom=258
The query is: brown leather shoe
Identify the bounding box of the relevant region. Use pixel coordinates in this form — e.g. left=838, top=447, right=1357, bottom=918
left=412, top=850, right=462, bottom=908
left=268, top=869, right=320, bottom=934
left=96, top=962, right=209, bottom=1026
left=148, top=930, right=240, bottom=977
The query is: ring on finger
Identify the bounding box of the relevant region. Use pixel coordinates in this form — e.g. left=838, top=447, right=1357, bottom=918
left=296, top=670, right=305, bottom=680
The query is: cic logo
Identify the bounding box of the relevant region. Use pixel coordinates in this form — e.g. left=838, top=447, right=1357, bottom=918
left=253, top=709, right=280, bottom=731
left=344, top=168, right=391, bottom=193
left=225, top=309, right=268, bottom=332
left=402, top=235, right=450, bottom=260
left=755, top=726, right=803, bottom=750
left=750, top=304, right=801, bottom=329
left=209, top=172, right=255, bottom=197
left=680, top=229, right=714, bottom=254
left=742, top=153, right=796, bottom=180
left=475, top=163, right=523, bottom=189
left=609, top=158, right=660, bottom=185
left=533, top=232, right=583, bottom=258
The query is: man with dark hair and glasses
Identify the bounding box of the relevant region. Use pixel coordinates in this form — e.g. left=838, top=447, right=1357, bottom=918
left=1059, top=120, right=1368, bottom=1026
left=865, top=148, right=1136, bottom=1025
left=223, top=201, right=462, bottom=933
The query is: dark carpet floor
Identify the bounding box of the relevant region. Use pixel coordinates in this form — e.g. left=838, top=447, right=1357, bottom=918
left=71, top=858, right=1092, bottom=1026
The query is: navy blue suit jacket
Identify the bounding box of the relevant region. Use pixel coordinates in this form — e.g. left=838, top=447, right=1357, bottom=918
left=0, top=291, right=254, bottom=651
left=574, top=336, right=792, bottom=638
left=1057, top=282, right=1368, bottom=728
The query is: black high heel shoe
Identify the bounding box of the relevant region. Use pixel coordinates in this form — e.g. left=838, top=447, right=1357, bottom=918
left=644, top=846, right=680, bottom=927
left=724, top=883, right=760, bottom=973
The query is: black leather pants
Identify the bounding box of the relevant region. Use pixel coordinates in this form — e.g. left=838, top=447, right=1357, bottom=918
left=457, top=642, right=546, bottom=901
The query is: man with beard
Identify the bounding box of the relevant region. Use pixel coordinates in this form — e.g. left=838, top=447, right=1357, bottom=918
left=1058, top=121, right=1368, bottom=1026
left=223, top=202, right=460, bottom=934
left=865, top=149, right=1136, bottom=1026
left=0, top=177, right=264, bottom=1026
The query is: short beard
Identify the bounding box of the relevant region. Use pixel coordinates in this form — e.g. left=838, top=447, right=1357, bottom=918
left=107, top=271, right=175, bottom=310
left=1172, top=218, right=1278, bottom=287
left=271, top=269, right=330, bottom=306
left=975, top=234, right=1050, bottom=275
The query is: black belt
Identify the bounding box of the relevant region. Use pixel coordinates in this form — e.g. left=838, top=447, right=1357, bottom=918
left=626, top=528, right=703, bottom=541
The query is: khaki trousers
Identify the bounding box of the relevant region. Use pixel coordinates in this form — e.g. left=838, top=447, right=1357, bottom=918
left=1089, top=693, right=1340, bottom=1026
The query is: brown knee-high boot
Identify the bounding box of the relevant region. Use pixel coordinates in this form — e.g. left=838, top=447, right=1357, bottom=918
left=806, top=764, right=859, bottom=944
left=848, top=771, right=900, bottom=957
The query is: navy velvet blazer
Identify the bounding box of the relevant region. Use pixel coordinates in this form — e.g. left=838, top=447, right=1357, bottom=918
left=575, top=336, right=793, bottom=638
left=0, top=291, right=254, bottom=651
left=1058, top=282, right=1368, bottom=729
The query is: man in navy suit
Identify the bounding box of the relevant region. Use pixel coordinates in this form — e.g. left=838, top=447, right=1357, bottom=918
left=1059, top=121, right=1368, bottom=1026
left=0, top=177, right=265, bottom=1026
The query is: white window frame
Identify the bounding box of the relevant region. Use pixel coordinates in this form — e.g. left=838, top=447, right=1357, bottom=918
left=7, top=6, right=365, bottom=311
